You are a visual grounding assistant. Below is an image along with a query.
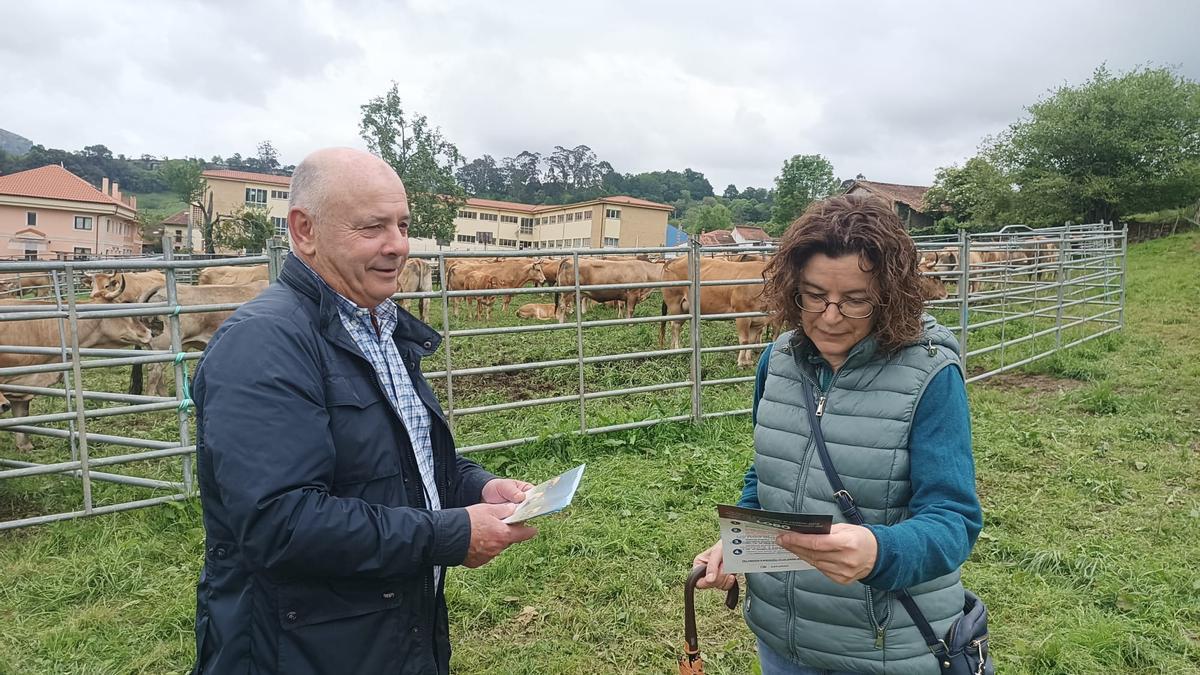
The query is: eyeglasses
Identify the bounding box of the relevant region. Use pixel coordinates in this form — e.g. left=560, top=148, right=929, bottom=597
left=793, top=292, right=875, bottom=319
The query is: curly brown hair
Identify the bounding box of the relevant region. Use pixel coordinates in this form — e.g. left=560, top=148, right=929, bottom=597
left=763, top=194, right=925, bottom=354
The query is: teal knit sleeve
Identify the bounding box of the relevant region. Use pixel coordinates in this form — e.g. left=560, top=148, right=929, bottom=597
left=862, top=365, right=983, bottom=591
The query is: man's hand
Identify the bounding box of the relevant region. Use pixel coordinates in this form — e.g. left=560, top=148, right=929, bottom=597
left=462, top=502, right=537, bottom=568
left=692, top=540, right=736, bottom=591
left=776, top=523, right=878, bottom=584
left=481, top=478, right=534, bottom=505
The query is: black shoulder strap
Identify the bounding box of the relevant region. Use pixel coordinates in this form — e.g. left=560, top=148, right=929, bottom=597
left=799, top=378, right=947, bottom=656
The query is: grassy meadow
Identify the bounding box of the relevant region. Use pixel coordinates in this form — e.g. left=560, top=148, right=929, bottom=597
left=0, top=232, right=1197, bottom=673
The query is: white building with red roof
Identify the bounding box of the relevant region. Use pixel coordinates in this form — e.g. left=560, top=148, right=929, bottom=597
left=0, top=165, right=141, bottom=259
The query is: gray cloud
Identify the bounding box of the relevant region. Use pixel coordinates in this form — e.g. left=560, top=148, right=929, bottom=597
left=1, top=0, right=1197, bottom=192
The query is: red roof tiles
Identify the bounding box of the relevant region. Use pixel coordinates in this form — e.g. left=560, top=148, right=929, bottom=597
left=0, top=165, right=128, bottom=207
left=202, top=169, right=292, bottom=187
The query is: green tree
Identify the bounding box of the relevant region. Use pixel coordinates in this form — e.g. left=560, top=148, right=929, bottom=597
left=359, top=83, right=465, bottom=243
left=683, top=197, right=733, bottom=234
left=213, top=206, right=273, bottom=253
left=994, top=65, right=1200, bottom=223
left=924, top=156, right=1015, bottom=225
left=771, top=154, right=839, bottom=227
left=163, top=159, right=219, bottom=253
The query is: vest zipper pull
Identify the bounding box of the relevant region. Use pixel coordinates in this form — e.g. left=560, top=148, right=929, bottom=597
left=815, top=395, right=827, bottom=417
left=874, top=626, right=886, bottom=650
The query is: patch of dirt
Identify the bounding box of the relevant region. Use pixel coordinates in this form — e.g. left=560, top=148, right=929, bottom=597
left=974, top=371, right=1087, bottom=394
left=430, top=369, right=569, bottom=400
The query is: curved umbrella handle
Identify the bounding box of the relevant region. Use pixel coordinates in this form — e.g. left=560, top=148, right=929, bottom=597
left=683, top=563, right=740, bottom=655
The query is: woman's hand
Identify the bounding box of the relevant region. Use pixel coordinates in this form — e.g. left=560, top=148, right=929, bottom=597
left=692, top=540, right=737, bottom=591
left=776, top=523, right=878, bottom=584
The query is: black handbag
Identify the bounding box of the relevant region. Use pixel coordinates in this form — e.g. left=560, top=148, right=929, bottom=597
left=800, top=379, right=994, bottom=675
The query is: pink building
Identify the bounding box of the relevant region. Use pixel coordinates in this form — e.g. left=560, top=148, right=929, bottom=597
left=0, top=165, right=141, bottom=260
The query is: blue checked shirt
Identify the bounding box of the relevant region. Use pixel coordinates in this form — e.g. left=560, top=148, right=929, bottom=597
left=296, top=260, right=443, bottom=555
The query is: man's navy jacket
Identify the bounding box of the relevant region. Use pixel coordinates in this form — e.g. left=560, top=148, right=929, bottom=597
left=191, top=254, right=495, bottom=674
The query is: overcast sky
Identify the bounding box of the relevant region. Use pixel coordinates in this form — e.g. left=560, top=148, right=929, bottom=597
left=2, top=0, right=1198, bottom=192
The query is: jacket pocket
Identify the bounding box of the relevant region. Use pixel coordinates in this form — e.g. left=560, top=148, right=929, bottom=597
left=276, top=579, right=407, bottom=674
left=324, top=375, right=401, bottom=486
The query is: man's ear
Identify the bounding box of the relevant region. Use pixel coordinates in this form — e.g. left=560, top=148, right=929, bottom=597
left=289, top=208, right=317, bottom=257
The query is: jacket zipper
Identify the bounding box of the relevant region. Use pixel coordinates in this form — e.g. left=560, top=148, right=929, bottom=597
left=809, top=361, right=892, bottom=650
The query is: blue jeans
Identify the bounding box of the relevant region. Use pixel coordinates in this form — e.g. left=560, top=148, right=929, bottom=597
left=757, top=639, right=862, bottom=675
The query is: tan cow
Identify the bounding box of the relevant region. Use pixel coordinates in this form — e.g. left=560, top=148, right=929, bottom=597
left=461, top=271, right=500, bottom=320
left=917, top=259, right=948, bottom=301
left=141, top=281, right=269, bottom=395
left=198, top=264, right=269, bottom=286
left=554, top=258, right=663, bottom=323
left=538, top=258, right=561, bottom=286
left=932, top=246, right=987, bottom=294
left=1026, top=236, right=1061, bottom=282
left=88, top=271, right=166, bottom=303
left=396, top=259, right=433, bottom=322
left=0, top=273, right=54, bottom=298
left=0, top=301, right=152, bottom=451
left=516, top=303, right=557, bottom=320
left=0, top=388, right=10, bottom=415
left=659, top=257, right=771, bottom=368
left=446, top=260, right=545, bottom=315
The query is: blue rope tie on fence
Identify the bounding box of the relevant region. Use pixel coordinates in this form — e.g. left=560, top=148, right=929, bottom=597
left=172, top=305, right=183, bottom=316
left=175, top=352, right=194, bottom=413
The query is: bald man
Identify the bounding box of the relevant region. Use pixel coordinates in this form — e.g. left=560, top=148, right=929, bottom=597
left=190, top=148, right=537, bottom=675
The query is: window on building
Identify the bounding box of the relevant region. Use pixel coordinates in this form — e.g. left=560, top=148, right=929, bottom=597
left=566, top=213, right=575, bottom=222
left=174, top=232, right=183, bottom=243
left=271, top=216, right=289, bottom=237
left=605, top=208, right=621, bottom=219
left=498, top=238, right=517, bottom=248
left=73, top=247, right=92, bottom=258
left=573, top=238, right=584, bottom=247
left=500, top=215, right=518, bottom=223
left=74, top=216, right=93, bottom=230
left=456, top=234, right=475, bottom=243
left=245, top=188, right=268, bottom=205
left=520, top=218, right=534, bottom=234
left=603, top=237, right=619, bottom=248
left=585, top=211, right=593, bottom=219
left=24, top=248, right=37, bottom=261
left=457, top=210, right=478, bottom=219
left=557, top=214, right=565, bottom=223
left=271, top=190, right=290, bottom=199
left=26, top=212, right=37, bottom=227
left=477, top=231, right=494, bottom=244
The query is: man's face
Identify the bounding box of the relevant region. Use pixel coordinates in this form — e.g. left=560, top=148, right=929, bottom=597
left=308, top=169, right=410, bottom=308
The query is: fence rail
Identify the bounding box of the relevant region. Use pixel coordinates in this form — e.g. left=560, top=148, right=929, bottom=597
left=0, top=224, right=1127, bottom=529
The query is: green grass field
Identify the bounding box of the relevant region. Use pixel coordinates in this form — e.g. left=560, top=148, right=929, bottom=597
left=0, top=232, right=1197, bottom=673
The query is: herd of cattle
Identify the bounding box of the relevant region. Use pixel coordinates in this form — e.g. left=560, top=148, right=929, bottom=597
left=0, top=240, right=1065, bottom=451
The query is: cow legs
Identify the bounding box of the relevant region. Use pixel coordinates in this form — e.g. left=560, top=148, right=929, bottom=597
left=419, top=298, right=429, bottom=324
left=10, top=397, right=33, bottom=451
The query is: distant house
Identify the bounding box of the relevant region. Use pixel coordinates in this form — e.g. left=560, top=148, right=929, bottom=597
left=0, top=165, right=141, bottom=259
left=160, top=209, right=190, bottom=252
left=196, top=169, right=292, bottom=253
left=842, top=178, right=934, bottom=230
left=731, top=225, right=774, bottom=246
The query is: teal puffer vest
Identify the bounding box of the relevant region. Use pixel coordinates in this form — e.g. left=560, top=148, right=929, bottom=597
left=745, top=317, right=964, bottom=674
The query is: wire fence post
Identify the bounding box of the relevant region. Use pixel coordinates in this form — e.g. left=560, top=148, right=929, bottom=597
left=63, top=264, right=94, bottom=513
left=162, top=235, right=193, bottom=493
left=957, top=229, right=970, bottom=370
left=267, top=237, right=286, bottom=282
left=688, top=238, right=703, bottom=422
left=51, top=270, right=80, bottom=461
left=438, top=252, right=455, bottom=433
left=573, top=251, right=587, bottom=434
left=1054, top=229, right=1068, bottom=350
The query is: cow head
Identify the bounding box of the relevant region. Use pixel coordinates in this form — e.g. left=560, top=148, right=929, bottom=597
left=527, top=262, right=547, bottom=285
left=917, top=260, right=948, bottom=301
left=90, top=272, right=126, bottom=301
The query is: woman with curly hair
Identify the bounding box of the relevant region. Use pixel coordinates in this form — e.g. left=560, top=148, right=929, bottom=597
left=692, top=195, right=983, bottom=674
